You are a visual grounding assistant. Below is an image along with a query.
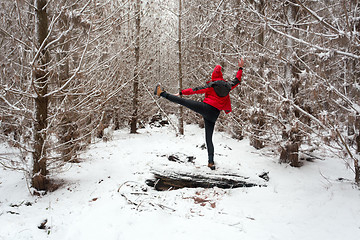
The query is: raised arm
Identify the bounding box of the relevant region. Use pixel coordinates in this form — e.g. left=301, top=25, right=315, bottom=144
left=230, top=58, right=244, bottom=89
left=180, top=84, right=211, bottom=96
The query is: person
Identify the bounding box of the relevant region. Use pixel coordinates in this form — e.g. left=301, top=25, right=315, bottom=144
left=154, top=58, right=244, bottom=170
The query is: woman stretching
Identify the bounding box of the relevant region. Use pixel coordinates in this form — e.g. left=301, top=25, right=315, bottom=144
left=154, top=58, right=244, bottom=170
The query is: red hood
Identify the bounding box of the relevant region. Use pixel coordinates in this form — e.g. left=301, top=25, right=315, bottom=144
left=209, top=65, right=224, bottom=83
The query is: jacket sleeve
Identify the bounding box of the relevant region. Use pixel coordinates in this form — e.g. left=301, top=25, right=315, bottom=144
left=181, top=84, right=210, bottom=95
left=230, top=68, right=243, bottom=90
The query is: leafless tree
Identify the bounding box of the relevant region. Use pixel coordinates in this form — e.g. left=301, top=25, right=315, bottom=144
left=0, top=0, right=152, bottom=192
left=1, top=0, right=359, bottom=189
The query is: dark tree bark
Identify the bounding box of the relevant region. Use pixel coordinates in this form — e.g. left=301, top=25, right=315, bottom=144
left=57, top=9, right=79, bottom=162
left=250, top=110, right=266, bottom=150
left=32, top=0, right=49, bottom=191
left=280, top=125, right=302, bottom=167
left=178, top=0, right=184, bottom=135
left=280, top=142, right=301, bottom=167
left=130, top=0, right=141, bottom=133
left=248, top=0, right=266, bottom=149
left=356, top=116, right=360, bottom=154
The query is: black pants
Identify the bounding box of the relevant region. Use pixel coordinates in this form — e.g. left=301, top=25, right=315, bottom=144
left=161, top=92, right=220, bottom=163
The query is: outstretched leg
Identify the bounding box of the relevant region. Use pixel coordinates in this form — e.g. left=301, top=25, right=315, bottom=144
left=161, top=92, right=207, bottom=117
left=160, top=92, right=219, bottom=122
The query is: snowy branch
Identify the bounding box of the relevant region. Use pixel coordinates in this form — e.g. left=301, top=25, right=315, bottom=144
left=0, top=27, right=32, bottom=50
left=44, top=26, right=92, bottom=98
left=295, top=0, right=342, bottom=35
left=267, top=23, right=360, bottom=59
left=30, top=7, right=64, bottom=67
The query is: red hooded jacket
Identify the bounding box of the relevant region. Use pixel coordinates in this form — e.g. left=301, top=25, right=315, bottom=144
left=180, top=65, right=242, bottom=114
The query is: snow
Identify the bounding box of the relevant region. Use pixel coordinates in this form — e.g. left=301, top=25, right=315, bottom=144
left=1, top=124, right=360, bottom=240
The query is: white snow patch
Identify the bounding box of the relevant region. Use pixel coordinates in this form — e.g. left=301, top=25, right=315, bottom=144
left=1, top=124, right=360, bottom=240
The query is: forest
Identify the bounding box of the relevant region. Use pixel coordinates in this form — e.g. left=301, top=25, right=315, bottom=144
left=0, top=0, right=359, bottom=192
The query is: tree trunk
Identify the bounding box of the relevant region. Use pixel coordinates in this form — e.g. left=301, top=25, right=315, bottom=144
left=32, top=0, right=49, bottom=191
left=355, top=116, right=359, bottom=184
left=280, top=125, right=302, bottom=167
left=280, top=142, right=301, bottom=167
left=178, top=0, right=184, bottom=135
left=355, top=156, right=360, bottom=185
left=256, top=0, right=265, bottom=79
left=130, top=0, right=141, bottom=134
left=249, top=0, right=266, bottom=149
left=57, top=9, right=78, bottom=162
left=280, top=1, right=302, bottom=168
left=250, top=110, right=265, bottom=149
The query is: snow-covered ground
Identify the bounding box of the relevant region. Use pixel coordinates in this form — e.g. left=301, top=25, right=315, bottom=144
left=0, top=124, right=359, bottom=240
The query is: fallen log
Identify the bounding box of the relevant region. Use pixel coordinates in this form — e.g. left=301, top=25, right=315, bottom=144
left=146, top=168, right=266, bottom=191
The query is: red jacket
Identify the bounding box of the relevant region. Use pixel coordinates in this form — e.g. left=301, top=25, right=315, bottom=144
left=181, top=65, right=242, bottom=114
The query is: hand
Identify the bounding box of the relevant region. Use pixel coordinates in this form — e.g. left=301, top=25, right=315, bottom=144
left=174, top=93, right=180, bottom=96
left=238, top=58, right=244, bottom=68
